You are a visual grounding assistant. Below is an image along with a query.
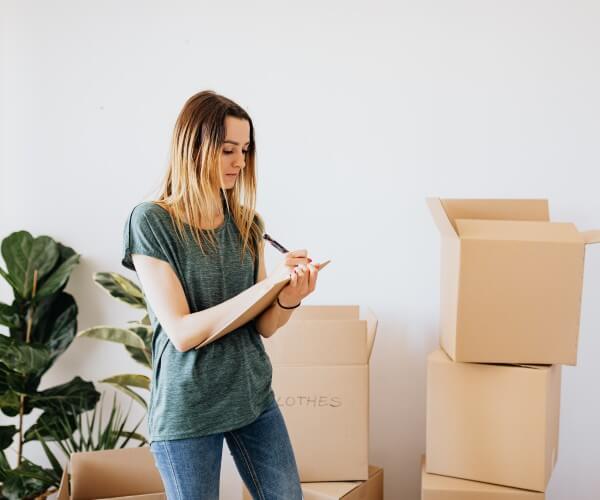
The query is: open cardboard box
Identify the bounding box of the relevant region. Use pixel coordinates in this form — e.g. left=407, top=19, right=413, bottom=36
left=426, top=350, right=560, bottom=492
left=57, top=447, right=165, bottom=500
left=421, top=456, right=544, bottom=499
left=427, top=197, right=600, bottom=365
left=264, top=305, right=377, bottom=482
left=243, top=465, right=383, bottom=500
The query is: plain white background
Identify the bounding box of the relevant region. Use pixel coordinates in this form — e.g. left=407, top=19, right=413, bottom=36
left=1, top=1, right=599, bottom=498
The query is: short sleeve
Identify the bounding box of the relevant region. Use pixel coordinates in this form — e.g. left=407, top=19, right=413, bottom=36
left=122, top=202, right=172, bottom=272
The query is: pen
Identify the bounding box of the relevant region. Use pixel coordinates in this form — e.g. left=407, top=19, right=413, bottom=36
left=263, top=233, right=289, bottom=253
left=263, top=233, right=329, bottom=269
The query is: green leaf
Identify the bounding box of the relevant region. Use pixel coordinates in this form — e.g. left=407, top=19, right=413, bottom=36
left=0, top=267, right=21, bottom=298
left=124, top=346, right=152, bottom=369
left=100, top=373, right=150, bottom=390
left=1, top=459, right=58, bottom=499
left=0, top=390, right=21, bottom=417
left=114, top=430, right=147, bottom=446
left=0, top=425, right=17, bottom=450
left=0, top=303, right=20, bottom=329
left=101, top=383, right=148, bottom=410
left=0, top=362, right=10, bottom=393
left=28, top=376, right=100, bottom=414
left=36, top=253, right=80, bottom=299
left=0, top=450, right=9, bottom=482
left=0, top=231, right=59, bottom=300
left=0, top=366, right=40, bottom=404
left=45, top=297, right=78, bottom=364
left=29, top=292, right=78, bottom=363
left=23, top=410, right=78, bottom=443
left=36, top=432, right=64, bottom=480
left=77, top=326, right=146, bottom=349
left=124, top=325, right=152, bottom=368
left=94, top=272, right=146, bottom=309
left=0, top=335, right=50, bottom=376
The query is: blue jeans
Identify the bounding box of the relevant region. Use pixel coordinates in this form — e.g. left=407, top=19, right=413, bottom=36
left=150, top=398, right=303, bottom=500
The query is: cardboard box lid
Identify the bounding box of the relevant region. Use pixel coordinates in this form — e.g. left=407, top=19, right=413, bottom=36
left=243, top=466, right=382, bottom=500
left=421, top=457, right=543, bottom=498
left=265, top=305, right=378, bottom=365
left=428, top=197, right=600, bottom=246
left=582, top=229, right=600, bottom=244
left=427, top=198, right=550, bottom=237
left=58, top=447, right=164, bottom=500
left=455, top=219, right=583, bottom=243
left=428, top=349, right=551, bottom=371
left=295, top=466, right=382, bottom=499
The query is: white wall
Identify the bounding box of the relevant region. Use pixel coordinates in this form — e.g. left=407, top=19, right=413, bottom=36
left=2, top=1, right=600, bottom=498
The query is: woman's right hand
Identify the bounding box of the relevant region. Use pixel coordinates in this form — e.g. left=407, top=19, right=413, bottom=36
left=269, top=249, right=312, bottom=283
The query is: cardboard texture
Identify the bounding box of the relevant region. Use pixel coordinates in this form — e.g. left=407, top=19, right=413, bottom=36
left=242, top=465, right=383, bottom=500
left=426, top=350, right=561, bottom=492
left=57, top=447, right=165, bottom=500
left=427, top=197, right=600, bottom=365
left=421, top=457, right=544, bottom=499
left=194, top=261, right=331, bottom=350
left=264, top=305, right=378, bottom=482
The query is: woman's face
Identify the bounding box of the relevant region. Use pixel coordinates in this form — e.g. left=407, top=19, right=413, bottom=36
left=220, top=116, right=250, bottom=189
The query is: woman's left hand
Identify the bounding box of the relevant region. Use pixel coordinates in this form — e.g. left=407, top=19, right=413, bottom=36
left=277, top=263, right=319, bottom=308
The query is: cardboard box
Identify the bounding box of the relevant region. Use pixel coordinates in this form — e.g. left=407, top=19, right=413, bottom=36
left=264, top=305, right=378, bottom=482
left=426, top=350, right=561, bottom=492
left=421, top=457, right=544, bottom=499
left=57, top=447, right=165, bottom=500
left=427, top=197, right=600, bottom=364
left=242, top=465, right=383, bottom=500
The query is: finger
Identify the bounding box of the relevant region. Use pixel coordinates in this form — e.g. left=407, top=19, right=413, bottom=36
left=286, top=256, right=311, bottom=267
left=287, top=249, right=308, bottom=258
left=289, top=270, right=298, bottom=287
left=298, top=265, right=310, bottom=292
left=295, top=265, right=306, bottom=282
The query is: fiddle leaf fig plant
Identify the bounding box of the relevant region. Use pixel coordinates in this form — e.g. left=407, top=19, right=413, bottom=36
left=0, top=231, right=100, bottom=500
left=77, top=272, right=152, bottom=409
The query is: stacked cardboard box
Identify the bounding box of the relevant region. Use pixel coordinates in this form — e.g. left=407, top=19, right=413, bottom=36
left=263, top=305, right=377, bottom=481
left=424, top=198, right=600, bottom=497
left=255, top=305, right=383, bottom=498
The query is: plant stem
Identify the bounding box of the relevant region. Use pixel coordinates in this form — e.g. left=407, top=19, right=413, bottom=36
left=17, top=269, right=38, bottom=466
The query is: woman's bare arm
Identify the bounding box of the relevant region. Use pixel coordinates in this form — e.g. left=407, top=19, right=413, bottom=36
left=132, top=253, right=274, bottom=352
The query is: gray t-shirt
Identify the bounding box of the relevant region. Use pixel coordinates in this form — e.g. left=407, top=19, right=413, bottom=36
left=121, top=201, right=275, bottom=442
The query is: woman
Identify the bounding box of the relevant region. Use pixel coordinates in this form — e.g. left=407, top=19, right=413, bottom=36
left=121, top=90, right=320, bottom=499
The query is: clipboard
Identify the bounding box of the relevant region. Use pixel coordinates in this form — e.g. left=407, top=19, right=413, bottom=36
left=193, top=260, right=331, bottom=350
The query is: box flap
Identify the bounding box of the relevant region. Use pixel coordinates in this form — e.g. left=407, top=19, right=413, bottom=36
left=426, top=197, right=458, bottom=238
left=57, top=466, right=69, bottom=500
left=70, top=447, right=164, bottom=499
left=441, top=198, right=550, bottom=230
left=455, top=219, right=582, bottom=243
left=421, top=457, right=543, bottom=495
left=432, top=350, right=552, bottom=371
left=266, top=318, right=368, bottom=365
left=301, top=465, right=382, bottom=498
left=364, top=307, right=378, bottom=360
left=581, top=229, right=600, bottom=245
left=289, top=305, right=360, bottom=321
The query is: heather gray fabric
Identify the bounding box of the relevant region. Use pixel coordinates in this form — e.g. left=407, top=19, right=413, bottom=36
left=122, top=201, right=275, bottom=443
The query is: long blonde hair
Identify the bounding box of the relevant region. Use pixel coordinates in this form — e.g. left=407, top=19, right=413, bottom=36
left=154, top=90, right=263, bottom=263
